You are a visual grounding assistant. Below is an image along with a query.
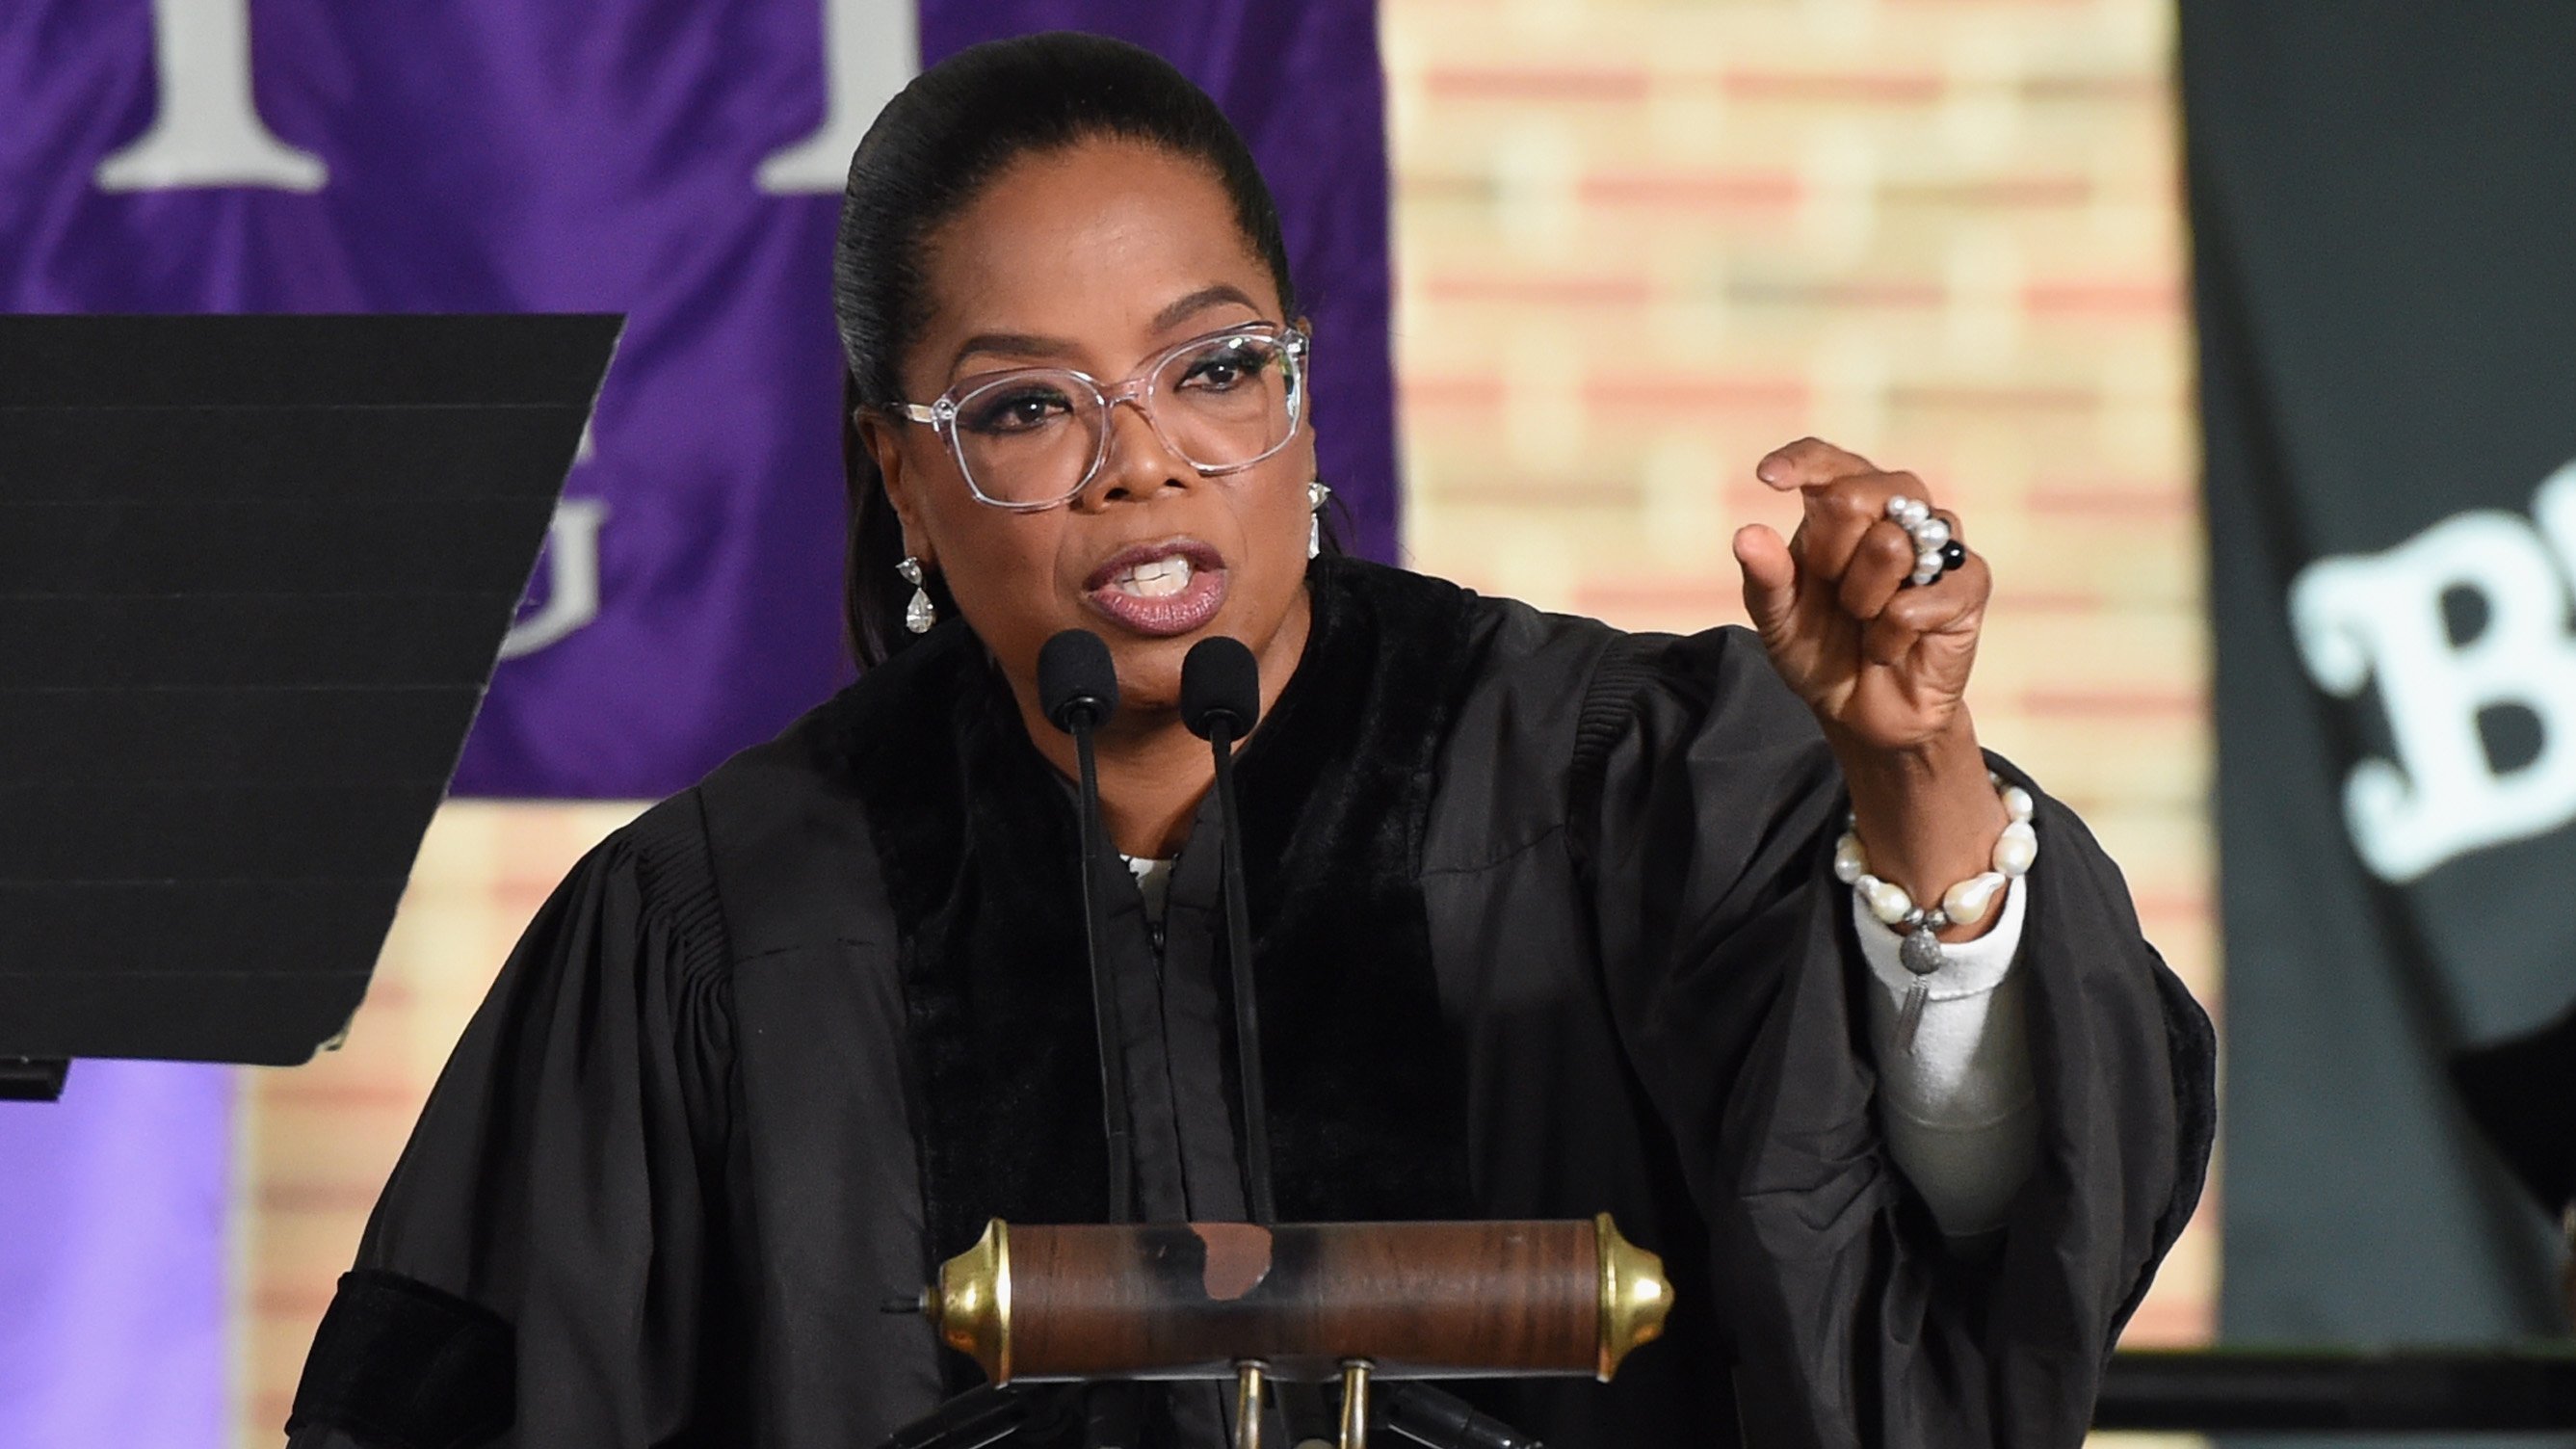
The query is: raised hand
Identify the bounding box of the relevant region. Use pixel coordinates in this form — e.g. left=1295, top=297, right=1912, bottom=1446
left=1730, top=436, right=1991, bottom=754
left=1732, top=436, right=2005, bottom=922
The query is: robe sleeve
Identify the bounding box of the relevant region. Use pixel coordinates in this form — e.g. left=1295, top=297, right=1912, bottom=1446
left=284, top=797, right=735, bottom=1449
left=2449, top=994, right=2576, bottom=1218
left=1570, top=625, right=2215, bottom=1449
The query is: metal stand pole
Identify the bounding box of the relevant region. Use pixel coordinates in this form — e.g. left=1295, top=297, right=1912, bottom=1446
left=1236, top=1361, right=1270, bottom=1449
left=1339, top=1361, right=1373, bottom=1449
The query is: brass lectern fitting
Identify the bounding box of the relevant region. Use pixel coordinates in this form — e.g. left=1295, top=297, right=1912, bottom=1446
left=928, top=1215, right=1671, bottom=1384
left=933, top=1218, right=1012, bottom=1383
left=1595, top=1211, right=1671, bottom=1383
left=1338, top=1360, right=1372, bottom=1449
left=1235, top=1360, right=1269, bottom=1449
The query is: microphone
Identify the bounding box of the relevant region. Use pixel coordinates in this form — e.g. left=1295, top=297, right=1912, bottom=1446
left=1180, top=637, right=1276, bottom=1225
left=1038, top=629, right=1134, bottom=1225
left=1039, top=627, right=1120, bottom=731
left=1179, top=634, right=1259, bottom=742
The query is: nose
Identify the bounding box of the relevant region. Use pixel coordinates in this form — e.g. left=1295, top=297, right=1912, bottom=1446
left=1076, top=393, right=1195, bottom=510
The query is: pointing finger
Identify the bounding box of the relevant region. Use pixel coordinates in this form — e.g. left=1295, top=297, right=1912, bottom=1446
left=1756, top=436, right=1879, bottom=490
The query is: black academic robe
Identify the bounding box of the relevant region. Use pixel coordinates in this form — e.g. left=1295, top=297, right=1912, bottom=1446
left=2452, top=997, right=2576, bottom=1219
left=286, top=557, right=2214, bottom=1449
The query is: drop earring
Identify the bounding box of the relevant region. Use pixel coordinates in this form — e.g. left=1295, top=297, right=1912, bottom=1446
left=1306, top=481, right=1332, bottom=561
left=899, top=556, right=935, bottom=634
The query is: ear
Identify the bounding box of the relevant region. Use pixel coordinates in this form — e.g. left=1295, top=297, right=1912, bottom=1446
left=857, top=407, right=936, bottom=568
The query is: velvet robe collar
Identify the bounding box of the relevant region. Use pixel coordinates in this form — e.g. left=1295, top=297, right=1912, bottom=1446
left=839, top=557, right=1485, bottom=1260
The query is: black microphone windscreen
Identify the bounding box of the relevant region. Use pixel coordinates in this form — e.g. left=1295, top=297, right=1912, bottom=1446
left=1180, top=637, right=1261, bottom=741
left=1038, top=629, right=1119, bottom=732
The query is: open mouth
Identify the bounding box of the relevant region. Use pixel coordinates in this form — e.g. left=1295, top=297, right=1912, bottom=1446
left=1108, top=554, right=1197, bottom=598
left=1082, top=539, right=1229, bottom=638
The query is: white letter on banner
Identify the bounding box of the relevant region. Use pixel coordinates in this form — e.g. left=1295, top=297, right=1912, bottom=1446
left=2528, top=459, right=2576, bottom=590
left=501, top=499, right=610, bottom=660
left=95, top=0, right=327, bottom=192
left=757, top=0, right=920, bottom=194
left=2290, top=484, right=2576, bottom=883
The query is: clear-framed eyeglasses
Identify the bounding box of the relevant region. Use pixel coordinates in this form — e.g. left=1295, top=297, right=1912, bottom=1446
left=881, top=323, right=1309, bottom=512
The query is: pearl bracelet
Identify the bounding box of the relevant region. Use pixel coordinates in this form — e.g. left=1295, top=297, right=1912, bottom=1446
left=1834, top=772, right=2037, bottom=1050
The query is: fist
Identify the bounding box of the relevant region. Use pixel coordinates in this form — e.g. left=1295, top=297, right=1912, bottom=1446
left=1732, top=437, right=1991, bottom=754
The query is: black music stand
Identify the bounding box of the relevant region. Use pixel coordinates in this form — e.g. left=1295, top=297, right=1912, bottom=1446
left=0, top=314, right=619, bottom=1093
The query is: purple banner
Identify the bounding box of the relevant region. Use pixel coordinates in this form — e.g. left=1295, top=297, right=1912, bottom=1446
left=2, top=5, right=1389, bottom=1444
left=0, top=1063, right=232, bottom=1446
left=3, top=0, right=1396, bottom=802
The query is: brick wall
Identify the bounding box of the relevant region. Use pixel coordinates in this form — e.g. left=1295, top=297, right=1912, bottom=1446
left=1382, top=0, right=2215, bottom=1367
left=231, top=1, right=2212, bottom=1440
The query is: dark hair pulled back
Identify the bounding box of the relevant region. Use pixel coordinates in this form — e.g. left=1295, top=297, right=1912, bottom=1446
left=833, top=31, right=1301, bottom=666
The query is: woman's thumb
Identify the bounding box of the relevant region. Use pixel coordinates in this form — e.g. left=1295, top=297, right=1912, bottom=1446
left=1732, top=523, right=1798, bottom=638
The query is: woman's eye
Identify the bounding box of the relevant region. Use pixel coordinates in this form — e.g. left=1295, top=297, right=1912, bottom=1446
left=959, top=388, right=1071, bottom=435
left=1177, top=344, right=1274, bottom=392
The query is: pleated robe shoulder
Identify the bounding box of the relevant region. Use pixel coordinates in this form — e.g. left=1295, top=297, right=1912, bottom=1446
left=285, top=556, right=2214, bottom=1449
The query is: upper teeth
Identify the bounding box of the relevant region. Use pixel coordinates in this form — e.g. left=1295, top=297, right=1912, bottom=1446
left=1113, top=555, right=1194, bottom=598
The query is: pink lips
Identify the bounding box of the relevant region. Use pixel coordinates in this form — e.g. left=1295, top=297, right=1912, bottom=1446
left=1082, top=538, right=1229, bottom=638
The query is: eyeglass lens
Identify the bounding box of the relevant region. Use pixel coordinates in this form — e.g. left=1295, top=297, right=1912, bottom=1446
left=948, top=332, right=1301, bottom=506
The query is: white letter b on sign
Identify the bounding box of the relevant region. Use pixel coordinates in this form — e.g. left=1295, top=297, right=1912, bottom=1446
left=2291, top=469, right=2576, bottom=883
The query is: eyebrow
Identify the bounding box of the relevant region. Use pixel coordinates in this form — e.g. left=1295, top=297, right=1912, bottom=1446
left=947, top=330, right=1076, bottom=377
left=944, top=283, right=1269, bottom=379
left=1153, top=282, right=1263, bottom=332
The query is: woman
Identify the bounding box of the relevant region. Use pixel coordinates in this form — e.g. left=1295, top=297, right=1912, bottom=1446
left=288, top=32, right=2211, bottom=1449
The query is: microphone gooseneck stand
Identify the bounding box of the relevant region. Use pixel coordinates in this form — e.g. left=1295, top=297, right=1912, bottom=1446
left=1180, top=640, right=1540, bottom=1449
left=1179, top=636, right=1278, bottom=1225
left=1046, top=630, right=1146, bottom=1449
left=1039, top=627, right=1137, bottom=1225
left=1182, top=637, right=1295, bottom=1444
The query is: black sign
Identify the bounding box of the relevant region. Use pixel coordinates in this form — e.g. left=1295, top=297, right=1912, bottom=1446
left=2183, top=0, right=2576, bottom=1373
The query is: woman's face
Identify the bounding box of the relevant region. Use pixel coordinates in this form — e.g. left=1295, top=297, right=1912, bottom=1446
left=863, top=137, right=1318, bottom=725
